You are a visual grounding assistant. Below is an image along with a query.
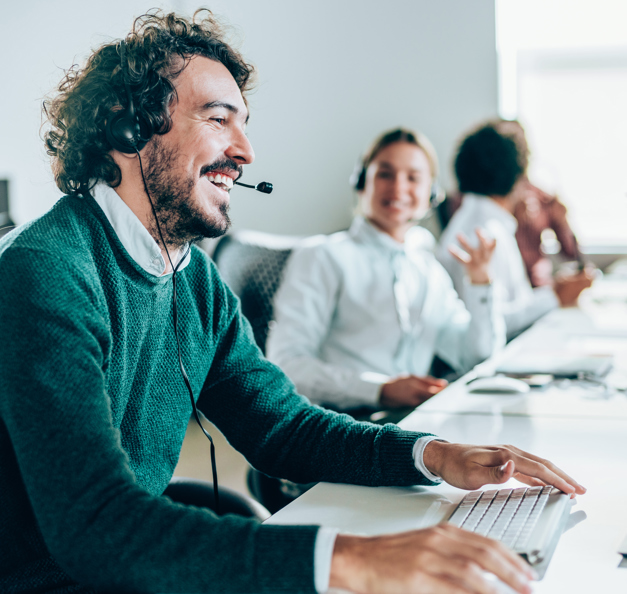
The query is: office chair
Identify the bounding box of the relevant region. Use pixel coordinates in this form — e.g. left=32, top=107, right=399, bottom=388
left=212, top=230, right=317, bottom=513
left=211, top=230, right=303, bottom=354
left=164, top=476, right=270, bottom=521
left=210, top=229, right=456, bottom=512
left=210, top=229, right=430, bottom=512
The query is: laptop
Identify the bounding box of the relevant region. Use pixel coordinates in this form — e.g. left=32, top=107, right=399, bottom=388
left=495, top=351, right=613, bottom=380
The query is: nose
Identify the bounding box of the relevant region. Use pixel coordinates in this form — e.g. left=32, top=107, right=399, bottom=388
left=390, top=173, right=410, bottom=196
left=226, top=127, right=255, bottom=166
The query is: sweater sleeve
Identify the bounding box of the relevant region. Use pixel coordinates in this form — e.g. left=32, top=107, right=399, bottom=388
left=0, top=246, right=322, bottom=594
left=198, top=264, right=438, bottom=488
left=0, top=246, right=437, bottom=594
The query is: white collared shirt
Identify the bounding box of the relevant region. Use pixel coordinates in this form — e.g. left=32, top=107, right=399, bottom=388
left=436, top=194, right=558, bottom=340
left=267, top=216, right=504, bottom=409
left=91, top=182, right=191, bottom=276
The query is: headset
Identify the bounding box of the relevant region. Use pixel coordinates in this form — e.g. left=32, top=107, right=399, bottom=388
left=105, top=41, right=152, bottom=154
left=106, top=40, right=273, bottom=195
left=350, top=157, right=444, bottom=207
left=106, top=39, right=273, bottom=515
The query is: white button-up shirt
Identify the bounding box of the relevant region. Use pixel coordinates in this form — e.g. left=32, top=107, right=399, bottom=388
left=267, top=216, right=505, bottom=409
left=436, top=194, right=558, bottom=340
left=91, top=181, right=191, bottom=276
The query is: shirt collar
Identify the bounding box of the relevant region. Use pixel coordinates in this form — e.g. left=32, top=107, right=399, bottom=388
left=349, top=216, right=434, bottom=254
left=91, top=181, right=191, bottom=277
left=463, top=193, right=518, bottom=235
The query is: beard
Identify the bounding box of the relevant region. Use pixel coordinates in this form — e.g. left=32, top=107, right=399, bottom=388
left=143, top=136, right=238, bottom=247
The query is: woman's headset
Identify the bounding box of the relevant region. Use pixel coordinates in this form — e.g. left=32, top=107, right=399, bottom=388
left=349, top=158, right=444, bottom=207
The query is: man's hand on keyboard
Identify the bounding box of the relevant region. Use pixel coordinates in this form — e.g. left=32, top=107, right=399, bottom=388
left=422, top=442, right=586, bottom=496
left=330, top=523, right=536, bottom=594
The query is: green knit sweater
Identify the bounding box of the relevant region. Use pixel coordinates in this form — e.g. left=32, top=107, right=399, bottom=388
left=0, top=193, right=436, bottom=593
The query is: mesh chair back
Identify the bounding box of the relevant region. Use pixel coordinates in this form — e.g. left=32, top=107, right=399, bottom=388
left=212, top=230, right=303, bottom=353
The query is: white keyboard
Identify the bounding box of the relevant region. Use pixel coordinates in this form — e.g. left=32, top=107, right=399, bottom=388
left=447, top=486, right=571, bottom=574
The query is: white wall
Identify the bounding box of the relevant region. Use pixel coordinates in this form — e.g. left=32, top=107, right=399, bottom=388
left=0, top=0, right=498, bottom=235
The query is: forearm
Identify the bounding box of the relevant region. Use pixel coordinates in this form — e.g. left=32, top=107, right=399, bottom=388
left=502, top=286, right=558, bottom=339
left=435, top=283, right=503, bottom=373
left=278, top=355, right=386, bottom=408
left=460, top=282, right=505, bottom=368
left=214, top=382, right=437, bottom=486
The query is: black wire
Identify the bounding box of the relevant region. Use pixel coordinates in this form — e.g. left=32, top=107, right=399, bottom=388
left=135, top=148, right=220, bottom=515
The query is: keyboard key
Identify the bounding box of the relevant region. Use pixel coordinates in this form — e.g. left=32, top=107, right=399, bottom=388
left=474, top=490, right=511, bottom=536
left=448, top=491, right=483, bottom=527
left=462, top=490, right=497, bottom=531
left=501, top=488, right=541, bottom=548
left=486, top=488, right=526, bottom=540
left=513, top=486, right=553, bottom=550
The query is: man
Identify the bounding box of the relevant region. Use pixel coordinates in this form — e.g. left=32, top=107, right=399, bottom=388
left=437, top=122, right=593, bottom=340
left=0, top=11, right=584, bottom=594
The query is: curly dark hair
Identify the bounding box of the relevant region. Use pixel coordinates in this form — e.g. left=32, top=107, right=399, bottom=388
left=454, top=122, right=528, bottom=197
left=44, top=9, right=255, bottom=196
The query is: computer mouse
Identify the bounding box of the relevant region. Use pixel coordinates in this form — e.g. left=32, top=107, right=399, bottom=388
left=466, top=375, right=530, bottom=394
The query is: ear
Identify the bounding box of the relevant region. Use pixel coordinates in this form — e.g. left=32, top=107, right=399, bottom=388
left=110, top=149, right=140, bottom=161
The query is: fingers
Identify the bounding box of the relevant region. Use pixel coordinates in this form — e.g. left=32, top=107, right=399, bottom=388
left=440, top=444, right=585, bottom=496
left=416, top=376, right=449, bottom=389
left=431, top=526, right=534, bottom=593
left=474, top=445, right=586, bottom=495
left=503, top=446, right=586, bottom=494
left=474, top=228, right=496, bottom=252
left=456, top=232, right=475, bottom=255
left=449, top=244, right=471, bottom=264
left=511, top=473, right=547, bottom=488
left=331, top=526, right=535, bottom=594
left=412, top=378, right=448, bottom=399
left=490, top=459, right=515, bottom=485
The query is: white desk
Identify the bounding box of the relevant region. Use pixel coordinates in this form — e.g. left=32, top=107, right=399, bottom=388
left=271, top=412, right=627, bottom=591
left=420, top=306, right=627, bottom=419
left=269, top=294, right=627, bottom=592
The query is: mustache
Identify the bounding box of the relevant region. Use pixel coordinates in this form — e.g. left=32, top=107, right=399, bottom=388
left=200, top=158, right=243, bottom=181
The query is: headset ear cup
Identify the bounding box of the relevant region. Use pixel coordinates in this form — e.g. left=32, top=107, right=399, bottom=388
left=429, top=180, right=444, bottom=206
left=349, top=162, right=367, bottom=191
left=355, top=166, right=366, bottom=191
left=106, top=110, right=148, bottom=153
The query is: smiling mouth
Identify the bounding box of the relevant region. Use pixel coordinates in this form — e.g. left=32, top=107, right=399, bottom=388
left=382, top=199, right=407, bottom=209
left=204, top=172, right=234, bottom=191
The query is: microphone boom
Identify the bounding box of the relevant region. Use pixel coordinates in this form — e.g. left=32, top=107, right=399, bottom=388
left=234, top=180, right=273, bottom=194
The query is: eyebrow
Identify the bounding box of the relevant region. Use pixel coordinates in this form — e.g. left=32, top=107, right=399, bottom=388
left=200, top=100, right=249, bottom=124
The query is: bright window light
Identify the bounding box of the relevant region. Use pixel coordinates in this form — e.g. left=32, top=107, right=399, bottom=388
left=496, top=0, right=627, bottom=248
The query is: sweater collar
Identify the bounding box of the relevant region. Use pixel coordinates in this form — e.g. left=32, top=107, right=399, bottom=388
left=91, top=182, right=190, bottom=277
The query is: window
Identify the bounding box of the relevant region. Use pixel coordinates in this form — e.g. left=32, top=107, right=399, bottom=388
left=497, top=0, right=627, bottom=248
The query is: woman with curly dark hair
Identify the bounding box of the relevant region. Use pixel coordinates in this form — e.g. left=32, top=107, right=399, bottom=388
left=437, top=122, right=593, bottom=340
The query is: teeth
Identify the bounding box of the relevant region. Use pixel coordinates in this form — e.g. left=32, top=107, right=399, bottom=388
left=206, top=173, right=234, bottom=189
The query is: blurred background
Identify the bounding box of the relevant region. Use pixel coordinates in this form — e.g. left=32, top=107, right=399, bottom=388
left=2, top=0, right=626, bottom=492
left=2, top=0, right=625, bottom=250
